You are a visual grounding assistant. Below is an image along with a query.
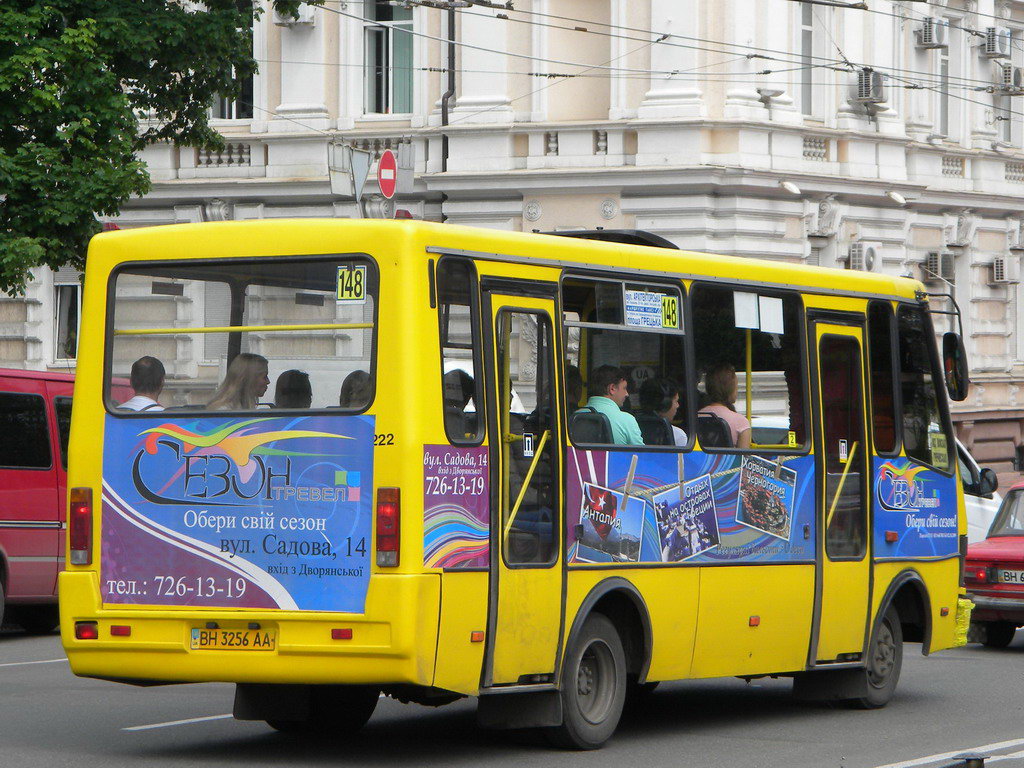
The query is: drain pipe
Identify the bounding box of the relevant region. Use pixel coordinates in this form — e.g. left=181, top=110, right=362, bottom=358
left=441, top=5, right=456, bottom=173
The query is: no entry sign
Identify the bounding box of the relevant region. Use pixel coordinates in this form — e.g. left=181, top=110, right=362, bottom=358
left=377, top=149, right=397, bottom=199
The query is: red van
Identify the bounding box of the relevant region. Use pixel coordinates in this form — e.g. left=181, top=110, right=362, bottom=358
left=0, top=370, right=130, bottom=633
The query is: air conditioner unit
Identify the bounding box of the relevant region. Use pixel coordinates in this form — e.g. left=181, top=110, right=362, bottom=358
left=983, top=27, right=1012, bottom=58
left=916, top=17, right=950, bottom=49
left=847, top=242, right=881, bottom=272
left=274, top=2, right=315, bottom=26
left=924, top=252, right=956, bottom=283
left=998, top=63, right=1024, bottom=93
left=990, top=255, right=1021, bottom=284
left=854, top=69, right=887, bottom=104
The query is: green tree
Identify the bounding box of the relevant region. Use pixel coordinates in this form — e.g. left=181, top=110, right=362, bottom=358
left=0, top=0, right=312, bottom=295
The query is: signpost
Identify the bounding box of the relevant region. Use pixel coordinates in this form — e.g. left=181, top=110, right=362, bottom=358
left=377, top=149, right=397, bottom=200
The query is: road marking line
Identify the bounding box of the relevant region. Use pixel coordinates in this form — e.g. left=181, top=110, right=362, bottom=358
left=124, top=714, right=232, bottom=732
left=875, top=738, right=1024, bottom=768
left=0, top=658, right=65, bottom=669
left=988, top=749, right=1024, bottom=764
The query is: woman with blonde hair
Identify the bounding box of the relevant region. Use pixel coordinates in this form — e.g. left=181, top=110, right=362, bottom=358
left=207, top=353, right=270, bottom=411
left=698, top=362, right=751, bottom=449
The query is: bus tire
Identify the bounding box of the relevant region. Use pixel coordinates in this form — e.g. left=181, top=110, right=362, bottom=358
left=981, top=621, right=1017, bottom=648
left=548, top=613, right=626, bottom=750
left=849, top=605, right=902, bottom=710
left=267, top=685, right=379, bottom=735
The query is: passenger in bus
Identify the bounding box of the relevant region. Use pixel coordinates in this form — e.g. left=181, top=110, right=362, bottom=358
left=207, top=353, right=270, bottom=410
left=565, top=363, right=583, bottom=411
left=579, top=365, right=643, bottom=446
left=638, top=378, right=687, bottom=447
left=274, top=370, right=312, bottom=409
left=442, top=369, right=475, bottom=437
left=120, top=356, right=166, bottom=412
left=698, top=363, right=751, bottom=449
left=339, top=370, right=372, bottom=409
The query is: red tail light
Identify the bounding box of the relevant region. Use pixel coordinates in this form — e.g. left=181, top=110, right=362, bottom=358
left=376, top=488, right=400, bottom=567
left=69, top=487, right=93, bottom=565
left=74, top=621, right=98, bottom=640
left=965, top=565, right=989, bottom=583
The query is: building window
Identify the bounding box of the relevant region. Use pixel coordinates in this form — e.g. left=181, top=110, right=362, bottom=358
left=364, top=0, right=413, bottom=114
left=938, top=44, right=950, bottom=137
left=212, top=72, right=254, bottom=120
left=212, top=0, right=254, bottom=120
left=799, top=5, right=815, bottom=116
left=55, top=282, right=80, bottom=360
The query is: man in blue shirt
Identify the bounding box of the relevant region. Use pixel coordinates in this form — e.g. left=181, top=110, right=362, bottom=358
left=580, top=365, right=643, bottom=445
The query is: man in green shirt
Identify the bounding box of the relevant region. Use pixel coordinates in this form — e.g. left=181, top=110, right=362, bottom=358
left=579, top=365, right=644, bottom=446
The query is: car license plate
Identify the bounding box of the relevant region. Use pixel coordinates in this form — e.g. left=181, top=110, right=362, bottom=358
left=995, top=569, right=1024, bottom=584
left=190, top=627, right=276, bottom=651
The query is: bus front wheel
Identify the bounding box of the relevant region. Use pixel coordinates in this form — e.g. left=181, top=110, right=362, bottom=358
left=850, top=606, right=903, bottom=709
left=266, top=685, right=379, bottom=735
left=548, top=613, right=626, bottom=750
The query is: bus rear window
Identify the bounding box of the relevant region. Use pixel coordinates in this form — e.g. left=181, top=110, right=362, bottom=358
left=106, top=256, right=377, bottom=413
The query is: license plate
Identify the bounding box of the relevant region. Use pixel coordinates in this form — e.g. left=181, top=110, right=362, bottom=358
left=190, top=627, right=276, bottom=651
left=995, top=569, right=1024, bottom=584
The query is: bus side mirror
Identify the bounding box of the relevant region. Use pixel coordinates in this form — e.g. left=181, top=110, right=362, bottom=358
left=942, top=332, right=970, bottom=402
left=979, top=467, right=999, bottom=497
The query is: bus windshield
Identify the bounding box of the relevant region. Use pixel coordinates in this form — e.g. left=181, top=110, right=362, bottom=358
left=106, top=255, right=377, bottom=412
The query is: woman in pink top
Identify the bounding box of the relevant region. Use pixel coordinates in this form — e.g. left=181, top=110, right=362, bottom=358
left=698, top=363, right=752, bottom=449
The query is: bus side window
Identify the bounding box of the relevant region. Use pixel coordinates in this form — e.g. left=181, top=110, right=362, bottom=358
left=897, top=305, right=952, bottom=471
left=562, top=276, right=688, bottom=449
left=437, top=259, right=484, bottom=444
left=690, top=284, right=808, bottom=452
left=867, top=302, right=898, bottom=454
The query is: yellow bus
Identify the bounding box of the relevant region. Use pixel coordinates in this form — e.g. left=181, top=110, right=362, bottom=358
left=61, top=219, right=972, bottom=749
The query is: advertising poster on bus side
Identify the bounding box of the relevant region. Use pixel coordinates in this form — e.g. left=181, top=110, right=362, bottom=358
left=872, top=456, right=958, bottom=558
left=423, top=445, right=490, bottom=569
left=566, top=448, right=815, bottom=565
left=101, top=414, right=374, bottom=613
left=653, top=474, right=719, bottom=562
left=736, top=455, right=797, bottom=541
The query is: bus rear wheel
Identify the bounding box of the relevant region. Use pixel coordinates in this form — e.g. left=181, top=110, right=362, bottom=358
left=266, top=685, right=379, bottom=735
left=548, top=613, right=626, bottom=750
left=849, top=606, right=902, bottom=709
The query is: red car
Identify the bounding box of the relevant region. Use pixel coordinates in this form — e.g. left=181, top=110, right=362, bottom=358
left=965, top=479, right=1024, bottom=648
left=0, top=369, right=130, bottom=633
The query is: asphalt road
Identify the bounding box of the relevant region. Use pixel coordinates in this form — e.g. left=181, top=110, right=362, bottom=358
left=2, top=627, right=1023, bottom=768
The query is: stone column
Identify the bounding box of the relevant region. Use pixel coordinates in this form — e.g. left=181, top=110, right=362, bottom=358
left=450, top=5, right=513, bottom=123
left=637, top=0, right=704, bottom=119
left=723, top=0, right=765, bottom=119
left=275, top=5, right=330, bottom=129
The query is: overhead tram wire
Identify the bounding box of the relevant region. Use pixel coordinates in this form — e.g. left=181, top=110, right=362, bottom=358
left=316, top=1, right=698, bottom=77
left=252, top=57, right=818, bottom=80
left=251, top=57, right=1002, bottom=93
left=424, top=0, right=1008, bottom=90
left=444, top=47, right=746, bottom=127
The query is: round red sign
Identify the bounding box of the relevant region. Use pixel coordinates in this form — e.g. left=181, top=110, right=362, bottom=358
left=377, top=149, right=397, bottom=199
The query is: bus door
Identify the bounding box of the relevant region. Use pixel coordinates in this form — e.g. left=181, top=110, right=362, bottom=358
left=481, top=289, right=563, bottom=687
left=810, top=322, right=871, bottom=663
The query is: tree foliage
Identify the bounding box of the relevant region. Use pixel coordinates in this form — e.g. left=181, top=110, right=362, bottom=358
left=0, top=0, right=311, bottom=295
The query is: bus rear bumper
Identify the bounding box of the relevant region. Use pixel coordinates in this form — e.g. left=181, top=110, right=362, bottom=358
left=59, top=571, right=440, bottom=687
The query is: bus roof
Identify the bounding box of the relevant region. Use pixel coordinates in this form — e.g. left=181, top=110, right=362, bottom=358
left=91, top=219, right=924, bottom=302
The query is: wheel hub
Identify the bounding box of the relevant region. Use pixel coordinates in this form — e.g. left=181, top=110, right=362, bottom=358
left=868, top=623, right=895, bottom=686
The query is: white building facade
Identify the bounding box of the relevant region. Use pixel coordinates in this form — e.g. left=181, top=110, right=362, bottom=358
left=12, top=0, right=1024, bottom=480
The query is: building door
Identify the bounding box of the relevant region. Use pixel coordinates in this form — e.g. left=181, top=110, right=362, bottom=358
left=482, top=291, right=563, bottom=687
left=811, top=323, right=872, bottom=663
